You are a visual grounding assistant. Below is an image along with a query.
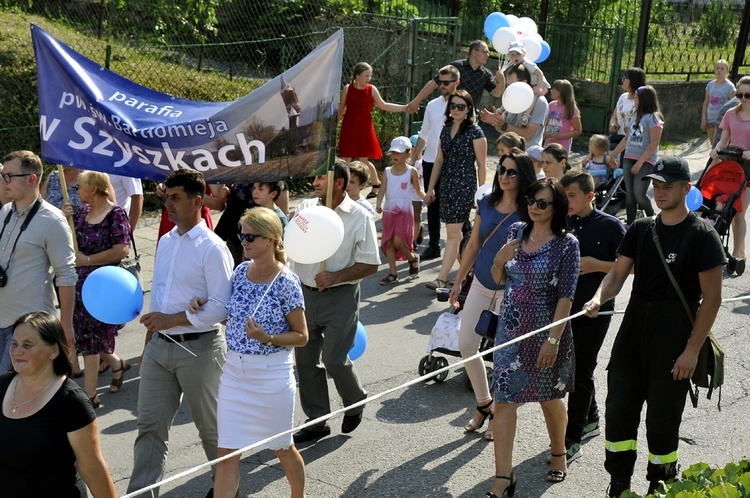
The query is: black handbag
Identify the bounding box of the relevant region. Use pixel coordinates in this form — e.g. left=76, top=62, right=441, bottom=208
left=118, top=228, right=141, bottom=285
left=475, top=308, right=498, bottom=338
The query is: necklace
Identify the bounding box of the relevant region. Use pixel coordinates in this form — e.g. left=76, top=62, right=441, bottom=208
left=529, top=231, right=553, bottom=243
left=12, top=377, right=58, bottom=413
left=252, top=262, right=280, bottom=281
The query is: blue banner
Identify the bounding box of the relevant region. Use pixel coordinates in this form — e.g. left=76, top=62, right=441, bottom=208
left=32, top=25, right=343, bottom=182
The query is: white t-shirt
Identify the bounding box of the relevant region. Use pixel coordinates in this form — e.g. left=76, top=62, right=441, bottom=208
left=109, top=174, right=143, bottom=215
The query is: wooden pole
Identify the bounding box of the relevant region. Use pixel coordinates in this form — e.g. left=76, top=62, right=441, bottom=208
left=56, top=165, right=78, bottom=252
left=319, top=169, right=335, bottom=274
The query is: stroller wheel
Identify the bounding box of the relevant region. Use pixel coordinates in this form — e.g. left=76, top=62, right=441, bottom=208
left=736, top=259, right=746, bottom=276
left=418, top=355, right=432, bottom=378
left=727, top=257, right=737, bottom=275
left=434, top=357, right=449, bottom=382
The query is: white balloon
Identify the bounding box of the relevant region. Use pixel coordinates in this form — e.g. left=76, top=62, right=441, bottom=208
left=515, top=17, right=537, bottom=38
left=284, top=205, right=345, bottom=264
left=502, top=82, right=535, bottom=114
left=521, top=37, right=542, bottom=63
left=506, top=14, right=519, bottom=26
left=475, top=183, right=492, bottom=202
left=492, top=27, right=519, bottom=55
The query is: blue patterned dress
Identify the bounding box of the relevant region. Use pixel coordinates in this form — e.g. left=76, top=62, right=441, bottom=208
left=494, top=222, right=580, bottom=403
left=438, top=123, right=485, bottom=224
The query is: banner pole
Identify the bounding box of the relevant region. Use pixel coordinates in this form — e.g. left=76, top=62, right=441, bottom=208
left=56, top=165, right=78, bottom=252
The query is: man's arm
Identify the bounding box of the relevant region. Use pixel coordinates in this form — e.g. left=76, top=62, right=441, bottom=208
left=489, top=70, right=506, bottom=98
left=505, top=120, right=541, bottom=141
left=58, top=285, right=76, bottom=350
left=672, top=265, right=723, bottom=380
left=407, top=80, right=439, bottom=113
left=315, top=262, right=378, bottom=290
left=584, top=254, right=634, bottom=316
left=128, top=194, right=143, bottom=230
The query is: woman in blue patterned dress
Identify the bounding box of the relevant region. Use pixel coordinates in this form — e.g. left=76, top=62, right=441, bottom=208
left=424, top=89, right=487, bottom=290
left=209, top=206, right=308, bottom=498
left=484, top=177, right=580, bottom=498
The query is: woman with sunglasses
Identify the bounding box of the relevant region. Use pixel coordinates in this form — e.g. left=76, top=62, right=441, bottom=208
left=484, top=177, right=580, bottom=497
left=612, top=85, right=664, bottom=225
left=710, top=75, right=750, bottom=270
left=425, top=89, right=487, bottom=290
left=192, top=207, right=308, bottom=498
left=448, top=151, right=536, bottom=442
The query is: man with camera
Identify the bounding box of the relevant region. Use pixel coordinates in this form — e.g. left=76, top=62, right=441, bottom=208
left=0, top=150, right=77, bottom=370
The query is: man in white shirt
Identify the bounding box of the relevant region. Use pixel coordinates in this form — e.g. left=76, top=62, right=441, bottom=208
left=109, top=173, right=143, bottom=230
left=410, top=65, right=460, bottom=260
left=291, top=160, right=380, bottom=443
left=127, top=169, right=233, bottom=498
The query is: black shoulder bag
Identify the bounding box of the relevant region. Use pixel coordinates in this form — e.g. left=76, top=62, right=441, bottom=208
left=648, top=217, right=724, bottom=410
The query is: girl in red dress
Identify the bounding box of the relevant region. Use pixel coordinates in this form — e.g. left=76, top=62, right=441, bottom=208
left=338, top=62, right=408, bottom=199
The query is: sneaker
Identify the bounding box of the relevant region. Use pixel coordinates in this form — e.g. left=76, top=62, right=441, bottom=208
left=582, top=420, right=601, bottom=441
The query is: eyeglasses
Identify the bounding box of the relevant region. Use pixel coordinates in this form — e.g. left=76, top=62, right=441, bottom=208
left=477, top=50, right=490, bottom=55
left=0, top=172, right=31, bottom=183
left=738, top=92, right=750, bottom=100
left=526, top=196, right=552, bottom=209
left=438, top=79, right=457, bottom=86
left=237, top=233, right=265, bottom=243
left=449, top=103, right=468, bottom=111
left=497, top=166, right=518, bottom=179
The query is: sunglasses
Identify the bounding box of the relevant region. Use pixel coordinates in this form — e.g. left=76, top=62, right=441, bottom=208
left=738, top=92, right=750, bottom=100
left=526, top=196, right=552, bottom=210
left=237, top=233, right=265, bottom=243
left=438, top=79, right=457, bottom=86
left=449, top=103, right=468, bottom=111
left=497, top=165, right=518, bottom=179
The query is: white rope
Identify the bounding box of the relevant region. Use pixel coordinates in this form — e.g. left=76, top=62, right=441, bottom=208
left=121, top=293, right=750, bottom=497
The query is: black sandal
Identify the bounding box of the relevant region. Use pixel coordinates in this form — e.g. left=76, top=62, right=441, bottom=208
left=366, top=185, right=380, bottom=199
left=408, top=256, right=420, bottom=276
left=485, top=473, right=517, bottom=497
left=547, top=453, right=568, bottom=483
left=379, top=273, right=398, bottom=285
left=465, top=400, right=493, bottom=432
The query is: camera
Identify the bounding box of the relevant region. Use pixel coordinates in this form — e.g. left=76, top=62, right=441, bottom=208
left=0, top=266, right=6, bottom=288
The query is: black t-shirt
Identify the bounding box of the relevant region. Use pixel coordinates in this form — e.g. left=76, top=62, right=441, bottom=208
left=618, top=213, right=725, bottom=304
left=568, top=209, right=626, bottom=312
left=214, top=183, right=256, bottom=240
left=0, top=374, right=95, bottom=497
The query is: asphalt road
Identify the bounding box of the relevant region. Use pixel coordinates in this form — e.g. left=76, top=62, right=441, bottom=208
left=92, top=139, right=750, bottom=497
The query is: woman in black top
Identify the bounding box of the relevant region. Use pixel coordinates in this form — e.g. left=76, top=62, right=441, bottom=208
left=0, top=312, right=116, bottom=497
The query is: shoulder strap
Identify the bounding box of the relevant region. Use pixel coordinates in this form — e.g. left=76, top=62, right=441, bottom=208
left=649, top=220, right=693, bottom=324
left=481, top=211, right=516, bottom=250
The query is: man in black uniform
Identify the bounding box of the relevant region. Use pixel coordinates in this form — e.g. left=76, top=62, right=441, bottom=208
left=561, top=168, right=626, bottom=462
left=584, top=156, right=724, bottom=497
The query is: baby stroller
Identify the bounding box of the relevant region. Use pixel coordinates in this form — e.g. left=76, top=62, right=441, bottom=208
left=594, top=168, right=627, bottom=217
left=418, top=268, right=495, bottom=392
left=695, top=150, right=747, bottom=275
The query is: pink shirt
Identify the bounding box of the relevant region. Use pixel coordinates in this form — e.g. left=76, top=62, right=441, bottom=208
left=544, top=100, right=579, bottom=153
left=720, top=109, right=750, bottom=151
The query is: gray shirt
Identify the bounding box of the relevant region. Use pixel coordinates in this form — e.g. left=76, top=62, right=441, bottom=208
left=507, top=96, right=549, bottom=148
left=625, top=113, right=664, bottom=165
left=0, top=197, right=77, bottom=327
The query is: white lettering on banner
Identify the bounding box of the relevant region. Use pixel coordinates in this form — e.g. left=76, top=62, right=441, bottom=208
left=107, top=91, right=183, bottom=118
left=41, top=114, right=267, bottom=172
left=111, top=116, right=228, bottom=140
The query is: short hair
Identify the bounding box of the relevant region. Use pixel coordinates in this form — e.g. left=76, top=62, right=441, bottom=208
left=239, top=206, right=286, bottom=264
left=469, top=40, right=488, bottom=53
left=333, top=158, right=351, bottom=189
left=257, top=181, right=285, bottom=200
left=438, top=65, right=460, bottom=80
left=3, top=150, right=43, bottom=179
left=497, top=132, right=526, bottom=152
left=12, top=311, right=72, bottom=377
left=522, top=178, right=569, bottom=239
left=589, top=134, right=610, bottom=154
left=164, top=169, right=205, bottom=199
left=624, top=67, right=646, bottom=93
left=79, top=170, right=111, bottom=197
left=505, top=63, right=531, bottom=84
left=348, top=160, right=370, bottom=185
left=561, top=167, right=596, bottom=195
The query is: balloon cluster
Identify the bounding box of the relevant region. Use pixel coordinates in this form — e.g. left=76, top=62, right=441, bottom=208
left=484, top=12, right=551, bottom=63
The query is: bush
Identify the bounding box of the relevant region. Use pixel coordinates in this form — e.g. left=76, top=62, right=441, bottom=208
left=618, top=460, right=750, bottom=497
left=695, top=1, right=735, bottom=48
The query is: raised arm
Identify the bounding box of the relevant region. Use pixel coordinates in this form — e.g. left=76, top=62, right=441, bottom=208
left=407, top=80, right=439, bottom=113
left=372, top=85, right=407, bottom=113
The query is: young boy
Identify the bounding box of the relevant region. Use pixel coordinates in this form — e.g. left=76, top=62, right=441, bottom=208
left=346, top=160, right=377, bottom=218
left=252, top=181, right=289, bottom=227
left=559, top=167, right=625, bottom=462
left=508, top=40, right=550, bottom=125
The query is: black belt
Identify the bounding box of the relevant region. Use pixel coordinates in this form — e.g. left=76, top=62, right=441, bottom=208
left=303, top=284, right=326, bottom=293
left=158, top=331, right=215, bottom=343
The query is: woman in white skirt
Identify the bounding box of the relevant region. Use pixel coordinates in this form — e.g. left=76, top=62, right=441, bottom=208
left=195, top=206, right=308, bottom=498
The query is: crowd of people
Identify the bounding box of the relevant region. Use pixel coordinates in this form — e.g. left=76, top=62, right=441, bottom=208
left=0, top=36, right=744, bottom=498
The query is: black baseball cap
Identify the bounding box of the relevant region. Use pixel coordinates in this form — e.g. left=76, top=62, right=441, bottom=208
left=642, top=156, right=691, bottom=183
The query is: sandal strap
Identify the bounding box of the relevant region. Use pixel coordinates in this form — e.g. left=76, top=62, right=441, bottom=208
left=477, top=400, right=493, bottom=416
left=550, top=452, right=567, bottom=458
left=495, top=475, right=513, bottom=481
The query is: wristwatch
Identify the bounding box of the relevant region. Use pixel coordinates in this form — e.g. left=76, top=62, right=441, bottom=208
left=500, top=122, right=508, bottom=131
left=547, top=337, right=559, bottom=346
left=265, top=335, right=274, bottom=346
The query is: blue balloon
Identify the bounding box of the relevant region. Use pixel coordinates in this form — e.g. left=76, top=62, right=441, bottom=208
left=537, top=40, right=551, bottom=63
left=484, top=12, right=510, bottom=41
left=82, top=266, right=144, bottom=325
left=349, top=321, right=368, bottom=361
left=686, top=185, right=703, bottom=211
